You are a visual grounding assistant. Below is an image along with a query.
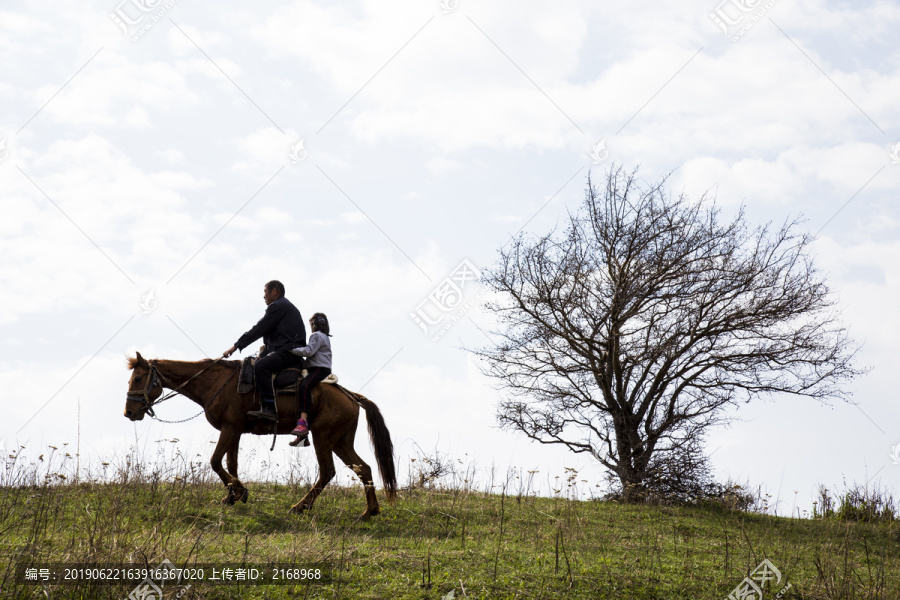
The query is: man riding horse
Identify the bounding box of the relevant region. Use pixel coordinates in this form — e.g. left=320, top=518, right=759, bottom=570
left=222, top=280, right=306, bottom=420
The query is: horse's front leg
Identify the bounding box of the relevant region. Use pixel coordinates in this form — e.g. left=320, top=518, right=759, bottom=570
left=226, top=434, right=248, bottom=503
left=211, top=428, right=246, bottom=505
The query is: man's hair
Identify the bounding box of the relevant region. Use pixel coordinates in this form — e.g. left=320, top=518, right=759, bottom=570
left=265, top=280, right=285, bottom=297
left=310, top=312, right=331, bottom=336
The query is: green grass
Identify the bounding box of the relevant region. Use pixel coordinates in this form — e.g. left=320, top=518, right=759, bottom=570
left=1, top=457, right=898, bottom=599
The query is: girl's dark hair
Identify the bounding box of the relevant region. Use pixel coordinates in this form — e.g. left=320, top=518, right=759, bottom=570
left=310, top=312, right=331, bottom=336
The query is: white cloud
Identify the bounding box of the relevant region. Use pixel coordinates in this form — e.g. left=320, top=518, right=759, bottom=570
left=35, top=54, right=202, bottom=129
left=339, top=210, right=368, bottom=224
left=166, top=23, right=233, bottom=57
left=425, top=156, right=459, bottom=176
left=0, top=132, right=216, bottom=323
left=238, top=0, right=900, bottom=167
left=491, top=214, right=522, bottom=224
left=230, top=126, right=298, bottom=174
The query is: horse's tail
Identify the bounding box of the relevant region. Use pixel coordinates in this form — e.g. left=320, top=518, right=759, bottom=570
left=355, top=393, right=397, bottom=502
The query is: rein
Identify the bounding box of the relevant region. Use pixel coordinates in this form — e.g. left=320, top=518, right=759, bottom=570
left=127, top=357, right=237, bottom=421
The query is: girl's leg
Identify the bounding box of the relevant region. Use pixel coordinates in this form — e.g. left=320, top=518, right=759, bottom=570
left=291, top=368, right=330, bottom=440
left=291, top=376, right=314, bottom=439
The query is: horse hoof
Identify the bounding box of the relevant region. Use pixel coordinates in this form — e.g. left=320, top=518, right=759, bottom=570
left=222, top=485, right=236, bottom=505
left=288, top=503, right=308, bottom=515
left=234, top=488, right=248, bottom=503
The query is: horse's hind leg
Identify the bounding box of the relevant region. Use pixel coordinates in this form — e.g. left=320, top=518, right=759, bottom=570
left=212, top=428, right=245, bottom=505
left=289, top=438, right=335, bottom=515
left=333, top=431, right=379, bottom=519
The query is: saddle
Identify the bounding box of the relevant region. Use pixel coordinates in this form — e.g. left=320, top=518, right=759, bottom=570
left=238, top=357, right=255, bottom=394
left=238, top=356, right=338, bottom=395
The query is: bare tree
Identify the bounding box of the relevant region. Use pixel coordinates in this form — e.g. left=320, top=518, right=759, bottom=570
left=474, top=166, right=865, bottom=502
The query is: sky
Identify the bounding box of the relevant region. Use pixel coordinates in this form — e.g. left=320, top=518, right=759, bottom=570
left=1, top=0, right=898, bottom=514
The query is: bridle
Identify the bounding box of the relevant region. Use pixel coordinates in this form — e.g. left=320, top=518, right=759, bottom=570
left=127, top=357, right=233, bottom=419
left=127, top=361, right=165, bottom=417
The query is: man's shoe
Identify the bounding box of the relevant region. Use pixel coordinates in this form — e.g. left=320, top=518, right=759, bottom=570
left=248, top=403, right=277, bottom=421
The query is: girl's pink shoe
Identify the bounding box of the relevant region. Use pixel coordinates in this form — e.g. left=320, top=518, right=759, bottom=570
left=291, top=419, right=309, bottom=438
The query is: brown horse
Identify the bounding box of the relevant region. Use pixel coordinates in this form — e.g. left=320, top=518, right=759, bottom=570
left=123, top=352, right=396, bottom=518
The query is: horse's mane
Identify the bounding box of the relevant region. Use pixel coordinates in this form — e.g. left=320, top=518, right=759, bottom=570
left=127, top=355, right=238, bottom=370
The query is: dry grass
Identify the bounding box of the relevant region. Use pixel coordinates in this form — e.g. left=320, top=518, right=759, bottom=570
left=1, top=444, right=898, bottom=599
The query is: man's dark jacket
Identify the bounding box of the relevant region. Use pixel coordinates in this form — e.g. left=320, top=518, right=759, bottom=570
left=234, top=297, right=307, bottom=354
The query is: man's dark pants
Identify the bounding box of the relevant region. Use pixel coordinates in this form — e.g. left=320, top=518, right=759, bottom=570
left=254, top=349, right=304, bottom=400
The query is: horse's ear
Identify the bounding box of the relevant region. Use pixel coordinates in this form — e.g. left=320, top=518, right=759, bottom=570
left=129, top=352, right=148, bottom=370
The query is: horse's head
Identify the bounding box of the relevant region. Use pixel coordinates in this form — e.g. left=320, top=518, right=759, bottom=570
left=124, top=352, right=162, bottom=421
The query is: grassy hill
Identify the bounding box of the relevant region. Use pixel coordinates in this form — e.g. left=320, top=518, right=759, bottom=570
left=1, top=457, right=898, bottom=599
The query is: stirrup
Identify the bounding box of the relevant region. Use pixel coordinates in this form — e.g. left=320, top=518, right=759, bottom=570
left=248, top=406, right=277, bottom=421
